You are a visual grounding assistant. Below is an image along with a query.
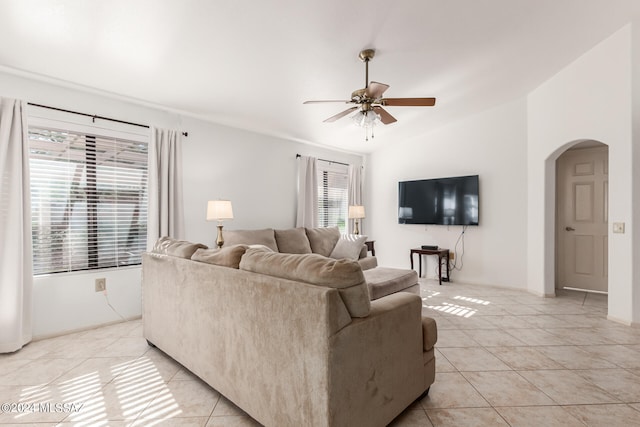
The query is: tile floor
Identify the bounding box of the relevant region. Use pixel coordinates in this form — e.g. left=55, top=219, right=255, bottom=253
left=1, top=279, right=640, bottom=426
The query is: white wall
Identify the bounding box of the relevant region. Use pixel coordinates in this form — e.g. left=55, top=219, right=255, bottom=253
left=367, top=98, right=528, bottom=289
left=0, top=70, right=363, bottom=338
left=180, top=116, right=363, bottom=247
left=527, top=25, right=634, bottom=322
left=633, top=18, right=640, bottom=326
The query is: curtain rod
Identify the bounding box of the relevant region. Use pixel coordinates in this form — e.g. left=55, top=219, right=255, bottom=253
left=27, top=102, right=188, bottom=137
left=296, top=153, right=349, bottom=167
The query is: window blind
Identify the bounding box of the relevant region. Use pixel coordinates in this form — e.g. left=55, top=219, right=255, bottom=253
left=29, top=126, right=148, bottom=275
left=317, top=162, right=348, bottom=233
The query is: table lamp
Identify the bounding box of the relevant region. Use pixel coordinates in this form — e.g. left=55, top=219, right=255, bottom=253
left=348, top=205, right=365, bottom=235
left=206, top=200, right=234, bottom=248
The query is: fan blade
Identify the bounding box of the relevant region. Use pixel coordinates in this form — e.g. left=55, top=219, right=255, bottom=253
left=323, top=107, right=358, bottom=123
left=373, top=106, right=397, bottom=124
left=365, top=81, right=390, bottom=100
left=303, top=100, right=351, bottom=104
left=381, top=97, right=436, bottom=106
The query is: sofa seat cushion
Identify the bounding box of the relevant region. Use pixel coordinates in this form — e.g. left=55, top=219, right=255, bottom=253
left=274, top=227, right=312, bottom=254
left=305, top=226, right=340, bottom=257
left=153, top=236, right=207, bottom=258
left=224, top=228, right=279, bottom=252
left=363, top=267, right=419, bottom=300
left=191, top=244, right=249, bottom=269
left=239, top=248, right=370, bottom=317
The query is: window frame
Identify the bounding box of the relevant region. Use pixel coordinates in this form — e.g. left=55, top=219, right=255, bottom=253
left=316, top=161, right=349, bottom=233
left=28, top=112, right=150, bottom=276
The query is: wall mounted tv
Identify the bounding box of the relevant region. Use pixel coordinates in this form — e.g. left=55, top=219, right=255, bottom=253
left=398, top=175, right=479, bottom=226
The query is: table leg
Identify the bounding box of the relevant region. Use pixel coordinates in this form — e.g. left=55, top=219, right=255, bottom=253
left=446, top=251, right=450, bottom=281
left=419, top=254, right=423, bottom=278
left=438, top=254, right=442, bottom=286
left=410, top=252, right=414, bottom=271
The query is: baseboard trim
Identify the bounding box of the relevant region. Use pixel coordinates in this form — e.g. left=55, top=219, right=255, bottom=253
left=606, top=314, right=634, bottom=327
left=32, top=315, right=142, bottom=341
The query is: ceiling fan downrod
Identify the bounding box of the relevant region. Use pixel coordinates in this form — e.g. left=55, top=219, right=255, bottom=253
left=358, top=49, right=375, bottom=90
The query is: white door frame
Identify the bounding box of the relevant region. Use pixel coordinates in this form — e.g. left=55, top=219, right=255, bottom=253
left=555, top=143, right=609, bottom=293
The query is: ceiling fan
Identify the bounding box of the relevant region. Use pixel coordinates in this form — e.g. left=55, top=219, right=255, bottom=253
left=303, top=49, right=436, bottom=140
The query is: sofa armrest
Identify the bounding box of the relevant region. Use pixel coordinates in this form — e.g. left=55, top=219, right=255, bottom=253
left=328, top=292, right=427, bottom=426
left=358, top=255, right=378, bottom=271
left=422, top=316, right=438, bottom=351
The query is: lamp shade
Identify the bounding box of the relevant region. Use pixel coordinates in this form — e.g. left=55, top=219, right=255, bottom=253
left=206, top=200, right=234, bottom=221
left=348, top=205, right=366, bottom=219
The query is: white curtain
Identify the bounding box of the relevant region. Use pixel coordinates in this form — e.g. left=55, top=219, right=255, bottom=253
left=348, top=164, right=364, bottom=234
left=296, top=155, right=318, bottom=228
left=0, top=98, right=33, bottom=353
left=147, top=127, right=185, bottom=249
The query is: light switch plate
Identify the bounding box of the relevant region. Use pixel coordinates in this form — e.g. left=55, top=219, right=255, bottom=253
left=613, top=222, right=625, bottom=234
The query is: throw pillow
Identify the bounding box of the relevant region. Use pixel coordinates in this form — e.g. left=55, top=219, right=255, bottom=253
left=248, top=244, right=275, bottom=252
left=305, top=226, right=340, bottom=257
left=330, top=234, right=368, bottom=260
left=191, top=244, right=249, bottom=269
left=153, top=236, right=208, bottom=259
left=223, top=228, right=279, bottom=252
left=274, top=228, right=312, bottom=254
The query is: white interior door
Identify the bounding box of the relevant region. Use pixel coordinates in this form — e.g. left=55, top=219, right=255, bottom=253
left=556, top=145, right=608, bottom=293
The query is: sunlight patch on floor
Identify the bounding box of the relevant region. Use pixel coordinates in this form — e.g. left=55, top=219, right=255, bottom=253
left=58, top=356, right=180, bottom=424
left=453, top=295, right=491, bottom=305
left=425, top=301, right=477, bottom=317
left=422, top=294, right=494, bottom=317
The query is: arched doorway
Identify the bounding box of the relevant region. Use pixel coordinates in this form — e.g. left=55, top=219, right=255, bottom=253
left=555, top=140, right=609, bottom=295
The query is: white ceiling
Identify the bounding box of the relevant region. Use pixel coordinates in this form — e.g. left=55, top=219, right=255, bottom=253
left=1, top=0, right=638, bottom=153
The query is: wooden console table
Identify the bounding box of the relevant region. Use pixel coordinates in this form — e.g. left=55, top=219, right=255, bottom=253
left=410, top=248, right=450, bottom=286
left=365, top=240, right=375, bottom=256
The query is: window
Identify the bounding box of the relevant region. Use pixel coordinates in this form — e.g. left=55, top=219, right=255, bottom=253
left=29, top=126, right=148, bottom=275
left=317, top=161, right=348, bottom=233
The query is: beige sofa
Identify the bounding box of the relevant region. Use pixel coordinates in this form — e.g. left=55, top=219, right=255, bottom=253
left=224, top=226, right=419, bottom=298
left=143, top=237, right=437, bottom=427
left=223, top=226, right=379, bottom=270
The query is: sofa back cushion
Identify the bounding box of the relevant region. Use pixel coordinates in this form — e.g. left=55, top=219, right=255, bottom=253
left=274, top=228, right=312, bottom=254
left=239, top=248, right=370, bottom=318
left=191, top=244, right=249, bottom=269
left=152, top=236, right=207, bottom=258
left=224, top=228, right=279, bottom=252
left=305, top=226, right=341, bottom=257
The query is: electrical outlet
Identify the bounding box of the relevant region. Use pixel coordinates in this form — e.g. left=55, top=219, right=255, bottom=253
left=95, top=278, right=106, bottom=292
left=449, top=252, right=455, bottom=260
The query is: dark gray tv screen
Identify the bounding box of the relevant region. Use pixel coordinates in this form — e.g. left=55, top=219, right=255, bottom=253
left=398, top=175, right=479, bottom=226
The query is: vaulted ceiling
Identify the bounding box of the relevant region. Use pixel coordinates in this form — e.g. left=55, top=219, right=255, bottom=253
left=1, top=0, right=638, bottom=153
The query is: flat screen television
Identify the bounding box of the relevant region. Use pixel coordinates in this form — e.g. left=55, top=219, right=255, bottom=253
left=398, top=175, right=479, bottom=225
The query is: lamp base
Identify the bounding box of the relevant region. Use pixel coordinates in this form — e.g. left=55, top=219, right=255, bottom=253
left=216, top=224, right=225, bottom=248
left=354, top=220, right=360, bottom=235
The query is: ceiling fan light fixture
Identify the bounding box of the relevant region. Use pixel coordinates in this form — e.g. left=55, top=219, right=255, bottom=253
left=351, top=110, right=381, bottom=141
left=351, top=110, right=381, bottom=128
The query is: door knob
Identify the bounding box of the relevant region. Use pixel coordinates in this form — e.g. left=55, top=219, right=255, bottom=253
left=565, top=226, right=575, bottom=231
